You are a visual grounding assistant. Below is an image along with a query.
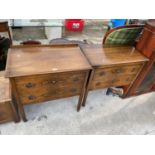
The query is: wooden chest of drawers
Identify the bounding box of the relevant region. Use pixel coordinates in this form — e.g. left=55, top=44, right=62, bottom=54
left=81, top=45, right=148, bottom=106
left=0, top=72, right=19, bottom=124
left=5, top=44, right=91, bottom=121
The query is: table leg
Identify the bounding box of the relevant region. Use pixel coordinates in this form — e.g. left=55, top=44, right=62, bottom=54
left=77, top=70, right=90, bottom=112
left=10, top=79, right=27, bottom=122
left=82, top=70, right=94, bottom=107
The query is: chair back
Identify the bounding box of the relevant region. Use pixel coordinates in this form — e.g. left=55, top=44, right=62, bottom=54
left=103, top=25, right=144, bottom=46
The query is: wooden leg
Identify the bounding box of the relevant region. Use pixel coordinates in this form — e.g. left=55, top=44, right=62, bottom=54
left=77, top=90, right=85, bottom=112
left=10, top=79, right=27, bottom=122
left=77, top=71, right=90, bottom=112
left=82, top=70, right=94, bottom=107
left=10, top=100, right=20, bottom=123
left=20, top=106, right=27, bottom=122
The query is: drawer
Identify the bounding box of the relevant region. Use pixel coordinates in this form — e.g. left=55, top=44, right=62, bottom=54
left=0, top=101, right=14, bottom=123
left=15, top=71, right=86, bottom=93
left=93, top=63, right=142, bottom=81
left=20, top=86, right=82, bottom=105
left=14, top=71, right=87, bottom=105
left=90, top=74, right=137, bottom=90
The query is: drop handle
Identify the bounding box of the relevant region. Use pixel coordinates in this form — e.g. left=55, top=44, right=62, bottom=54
left=28, top=95, right=36, bottom=100
left=25, top=83, right=34, bottom=88
left=51, top=80, right=57, bottom=84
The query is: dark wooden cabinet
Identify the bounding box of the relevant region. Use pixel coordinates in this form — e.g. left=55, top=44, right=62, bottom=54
left=124, top=20, right=155, bottom=97
left=137, top=62, right=155, bottom=93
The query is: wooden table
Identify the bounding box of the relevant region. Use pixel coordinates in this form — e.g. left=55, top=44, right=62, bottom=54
left=81, top=45, right=148, bottom=106
left=5, top=44, right=91, bottom=121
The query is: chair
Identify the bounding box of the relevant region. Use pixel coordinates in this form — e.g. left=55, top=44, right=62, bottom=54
left=103, top=24, right=144, bottom=47
left=50, top=38, right=88, bottom=45
left=0, top=21, right=12, bottom=45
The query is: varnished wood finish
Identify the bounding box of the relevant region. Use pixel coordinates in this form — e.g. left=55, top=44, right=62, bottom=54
left=14, top=71, right=87, bottom=105
left=0, top=73, right=19, bottom=123
left=5, top=44, right=91, bottom=77
left=81, top=45, right=148, bottom=67
left=81, top=45, right=148, bottom=106
left=5, top=44, right=91, bottom=121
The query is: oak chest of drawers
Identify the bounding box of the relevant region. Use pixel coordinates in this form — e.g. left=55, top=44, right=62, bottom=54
left=5, top=44, right=91, bottom=121
left=0, top=72, right=19, bottom=124
left=81, top=45, right=148, bottom=106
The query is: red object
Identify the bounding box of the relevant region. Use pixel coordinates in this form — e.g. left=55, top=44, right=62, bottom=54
left=65, top=19, right=84, bottom=31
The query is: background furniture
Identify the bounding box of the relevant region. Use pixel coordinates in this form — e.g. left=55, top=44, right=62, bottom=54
left=103, top=25, right=143, bottom=46
left=5, top=44, right=91, bottom=121
left=0, top=21, right=12, bottom=45
left=0, top=71, right=19, bottom=124
left=0, top=21, right=12, bottom=70
left=20, top=40, right=41, bottom=45
left=81, top=45, right=148, bottom=106
left=123, top=20, right=155, bottom=97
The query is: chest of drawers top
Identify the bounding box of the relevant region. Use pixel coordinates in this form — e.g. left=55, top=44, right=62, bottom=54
left=81, top=45, right=148, bottom=67
left=5, top=44, right=91, bottom=78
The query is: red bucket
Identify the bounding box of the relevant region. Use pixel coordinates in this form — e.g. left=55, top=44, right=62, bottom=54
left=65, top=19, right=84, bottom=31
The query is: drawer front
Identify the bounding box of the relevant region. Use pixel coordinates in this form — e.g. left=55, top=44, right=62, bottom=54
left=19, top=86, right=81, bottom=105
left=90, top=74, right=136, bottom=90
left=0, top=102, right=13, bottom=123
left=93, top=63, right=142, bottom=81
left=15, top=71, right=86, bottom=105
left=90, top=63, right=143, bottom=90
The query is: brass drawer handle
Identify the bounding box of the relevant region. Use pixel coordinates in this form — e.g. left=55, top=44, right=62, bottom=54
left=51, top=80, right=57, bottom=84
left=28, top=95, right=36, bottom=100
left=25, top=82, right=35, bottom=88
